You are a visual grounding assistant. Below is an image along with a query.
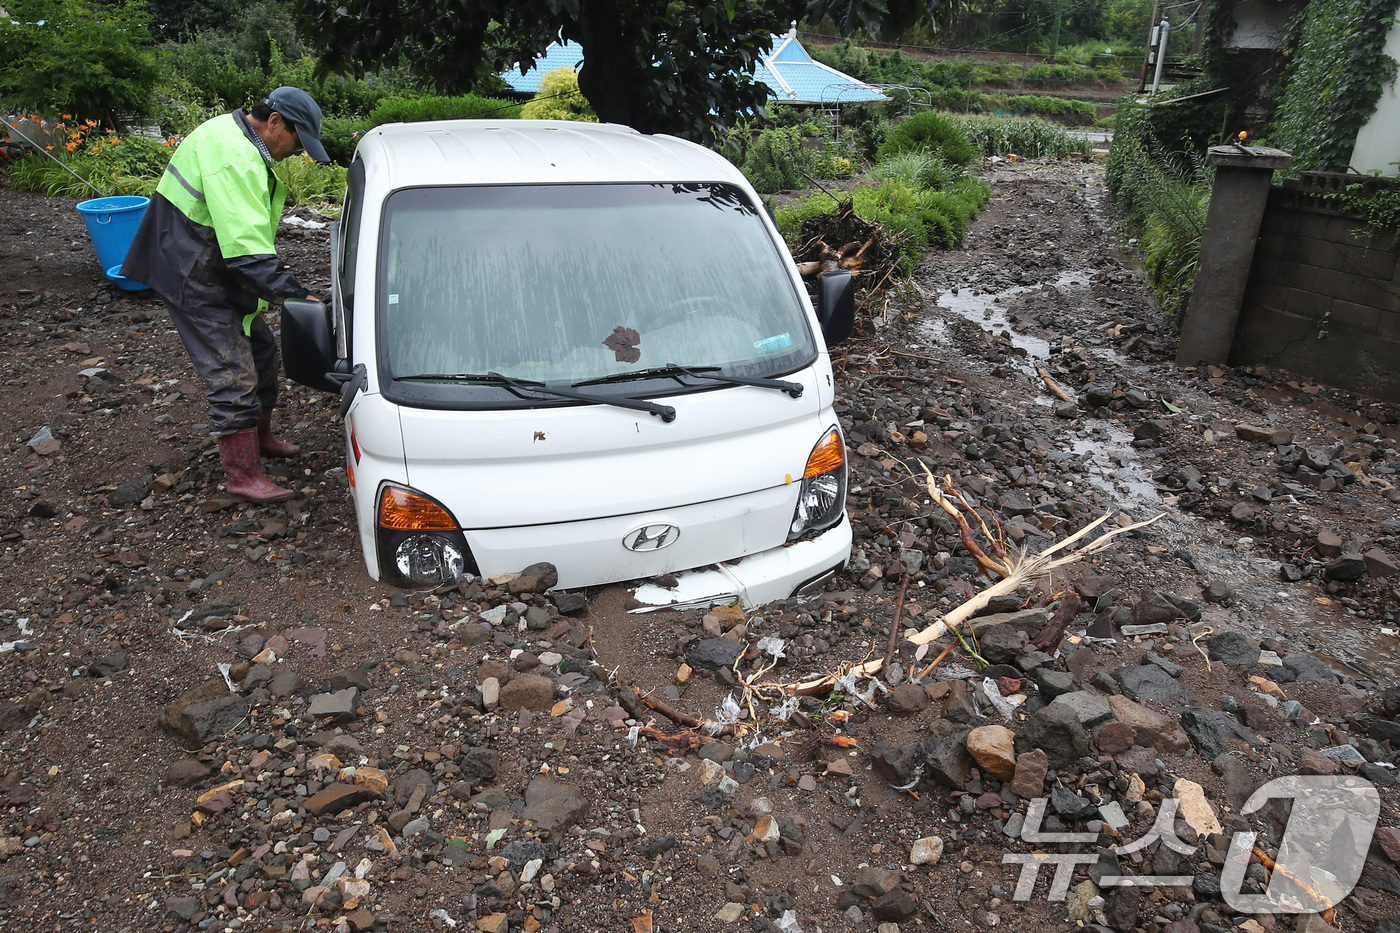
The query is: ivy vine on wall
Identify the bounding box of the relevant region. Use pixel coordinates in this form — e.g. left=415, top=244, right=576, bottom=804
left=1270, top=0, right=1400, bottom=173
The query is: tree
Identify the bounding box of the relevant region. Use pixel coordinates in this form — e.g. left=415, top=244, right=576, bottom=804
left=295, top=0, right=971, bottom=142
left=521, top=67, right=599, bottom=122
left=0, top=0, right=160, bottom=128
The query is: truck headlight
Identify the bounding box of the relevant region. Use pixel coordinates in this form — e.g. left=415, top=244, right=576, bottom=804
left=377, top=485, right=478, bottom=586
left=788, top=427, right=847, bottom=541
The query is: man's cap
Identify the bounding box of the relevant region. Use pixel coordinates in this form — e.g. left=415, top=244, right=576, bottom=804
left=265, top=87, right=330, bottom=163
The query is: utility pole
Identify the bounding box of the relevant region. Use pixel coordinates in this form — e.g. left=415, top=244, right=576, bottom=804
left=1193, top=0, right=1214, bottom=56
left=1049, top=0, right=1065, bottom=62
left=1139, top=0, right=1163, bottom=93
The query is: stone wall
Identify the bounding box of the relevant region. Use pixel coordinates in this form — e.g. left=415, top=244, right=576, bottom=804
left=1231, top=182, right=1400, bottom=401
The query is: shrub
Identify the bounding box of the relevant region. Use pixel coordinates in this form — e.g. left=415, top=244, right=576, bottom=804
left=521, top=68, right=597, bottom=122
left=1106, top=132, right=1210, bottom=320
left=876, top=111, right=976, bottom=165
left=6, top=121, right=172, bottom=196
left=367, top=93, right=522, bottom=125
left=0, top=0, right=160, bottom=125
left=773, top=195, right=841, bottom=247
left=740, top=125, right=823, bottom=194
left=274, top=154, right=348, bottom=208
left=949, top=114, right=1091, bottom=159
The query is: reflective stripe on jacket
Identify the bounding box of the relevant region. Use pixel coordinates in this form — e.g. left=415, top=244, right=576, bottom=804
left=121, top=110, right=304, bottom=314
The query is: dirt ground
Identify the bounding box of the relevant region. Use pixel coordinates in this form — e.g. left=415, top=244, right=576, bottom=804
left=0, top=159, right=1398, bottom=933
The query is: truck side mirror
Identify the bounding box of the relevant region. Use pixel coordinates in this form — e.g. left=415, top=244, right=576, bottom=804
left=282, top=299, right=345, bottom=392
left=816, top=270, right=855, bottom=346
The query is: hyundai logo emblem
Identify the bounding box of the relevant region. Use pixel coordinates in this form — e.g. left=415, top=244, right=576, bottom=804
left=622, top=523, right=680, bottom=551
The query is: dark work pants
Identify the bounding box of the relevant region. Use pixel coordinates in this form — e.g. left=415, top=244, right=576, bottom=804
left=164, top=296, right=279, bottom=436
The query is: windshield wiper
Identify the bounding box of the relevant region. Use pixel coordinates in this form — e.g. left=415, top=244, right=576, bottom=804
left=395, top=371, right=676, bottom=422
left=575, top=363, right=803, bottom=398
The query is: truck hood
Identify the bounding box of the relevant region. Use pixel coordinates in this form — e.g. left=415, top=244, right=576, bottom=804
left=389, top=371, right=835, bottom=529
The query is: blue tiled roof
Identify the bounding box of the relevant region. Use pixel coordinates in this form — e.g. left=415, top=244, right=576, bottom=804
left=502, top=33, right=886, bottom=105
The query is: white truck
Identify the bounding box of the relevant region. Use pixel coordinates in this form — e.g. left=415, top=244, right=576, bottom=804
left=283, top=120, right=854, bottom=609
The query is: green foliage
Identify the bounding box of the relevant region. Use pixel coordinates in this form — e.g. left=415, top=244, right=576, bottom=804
left=1106, top=130, right=1211, bottom=321
left=1270, top=0, right=1400, bottom=173
left=775, top=159, right=989, bottom=274
left=877, top=111, right=976, bottom=164
left=949, top=114, right=1091, bottom=159
left=317, top=93, right=523, bottom=163
left=298, top=0, right=968, bottom=142
left=367, top=94, right=522, bottom=124
left=0, top=0, right=161, bottom=124
left=1023, top=64, right=1100, bottom=88
left=7, top=128, right=172, bottom=197
left=273, top=153, right=348, bottom=206
left=773, top=196, right=841, bottom=247
left=739, top=125, right=824, bottom=194
left=160, top=38, right=386, bottom=117
left=521, top=68, right=598, bottom=122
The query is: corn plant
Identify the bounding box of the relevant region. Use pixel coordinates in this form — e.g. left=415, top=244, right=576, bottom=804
left=949, top=114, right=1092, bottom=159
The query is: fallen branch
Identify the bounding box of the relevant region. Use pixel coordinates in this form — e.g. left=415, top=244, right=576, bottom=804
left=632, top=684, right=702, bottom=728
left=882, top=572, right=911, bottom=671
left=1037, top=366, right=1075, bottom=404
left=774, top=466, right=1164, bottom=695
left=1031, top=593, right=1086, bottom=653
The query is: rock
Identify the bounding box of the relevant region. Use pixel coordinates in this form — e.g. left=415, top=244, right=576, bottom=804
left=1172, top=779, right=1223, bottom=836
left=1010, top=748, right=1049, bottom=799
left=306, top=783, right=380, bottom=815
left=870, top=741, right=922, bottom=786
left=1207, top=631, right=1260, bottom=667
left=686, top=638, right=743, bottom=671
left=1315, top=529, right=1344, bottom=559
left=1034, top=668, right=1076, bottom=702
left=1104, top=885, right=1142, bottom=932
left=521, top=777, right=588, bottom=836
left=1324, top=554, right=1367, bottom=581
left=922, top=733, right=974, bottom=788
left=1108, top=696, right=1193, bottom=753
left=1234, top=424, right=1274, bottom=442
left=307, top=688, right=360, bottom=725
left=1282, top=655, right=1339, bottom=684
left=909, top=836, right=943, bottom=866
left=1051, top=785, right=1097, bottom=821
left=871, top=888, right=919, bottom=921
left=1065, top=879, right=1100, bottom=922
left=887, top=683, right=931, bottom=715
left=171, top=693, right=250, bottom=746
left=165, top=759, right=213, bottom=786
left=1229, top=502, right=1256, bottom=523
left=1049, top=691, right=1114, bottom=729
left=1202, top=580, right=1234, bottom=603
left=1116, top=664, right=1196, bottom=707
left=942, top=680, right=978, bottom=723
left=1364, top=549, right=1398, bottom=578
left=1179, top=709, right=1227, bottom=760
left=966, top=725, right=1017, bottom=781
left=1134, top=592, right=1201, bottom=624
left=1094, top=720, right=1135, bottom=754
left=1143, top=651, right=1183, bottom=678
left=1375, top=827, right=1400, bottom=864
left=1015, top=703, right=1090, bottom=770
left=87, top=652, right=128, bottom=677
left=979, top=624, right=1027, bottom=666
left=498, top=674, right=554, bottom=711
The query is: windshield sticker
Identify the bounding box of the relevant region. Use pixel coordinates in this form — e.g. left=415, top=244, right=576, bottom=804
left=388, top=294, right=399, bottom=305
left=753, top=333, right=792, bottom=355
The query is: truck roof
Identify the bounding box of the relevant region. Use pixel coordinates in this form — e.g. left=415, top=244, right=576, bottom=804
left=353, top=120, right=749, bottom=189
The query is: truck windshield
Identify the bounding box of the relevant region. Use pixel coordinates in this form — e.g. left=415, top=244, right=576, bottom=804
left=377, top=183, right=816, bottom=401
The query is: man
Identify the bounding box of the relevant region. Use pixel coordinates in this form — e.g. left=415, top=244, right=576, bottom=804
left=122, top=87, right=331, bottom=502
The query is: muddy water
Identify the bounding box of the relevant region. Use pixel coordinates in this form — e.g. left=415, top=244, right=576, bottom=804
left=926, top=277, right=1400, bottom=682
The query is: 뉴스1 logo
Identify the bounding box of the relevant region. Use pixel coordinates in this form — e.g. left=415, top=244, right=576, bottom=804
left=1003, top=775, right=1380, bottom=916
left=622, top=523, right=680, bottom=551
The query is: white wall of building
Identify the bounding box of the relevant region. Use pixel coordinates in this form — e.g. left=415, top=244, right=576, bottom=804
left=1350, top=17, right=1400, bottom=177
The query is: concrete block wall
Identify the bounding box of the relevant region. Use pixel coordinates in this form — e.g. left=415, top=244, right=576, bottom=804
left=1232, top=186, right=1400, bottom=401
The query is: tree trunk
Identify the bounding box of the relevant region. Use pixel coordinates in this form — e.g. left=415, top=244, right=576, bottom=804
left=575, top=0, right=637, bottom=127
